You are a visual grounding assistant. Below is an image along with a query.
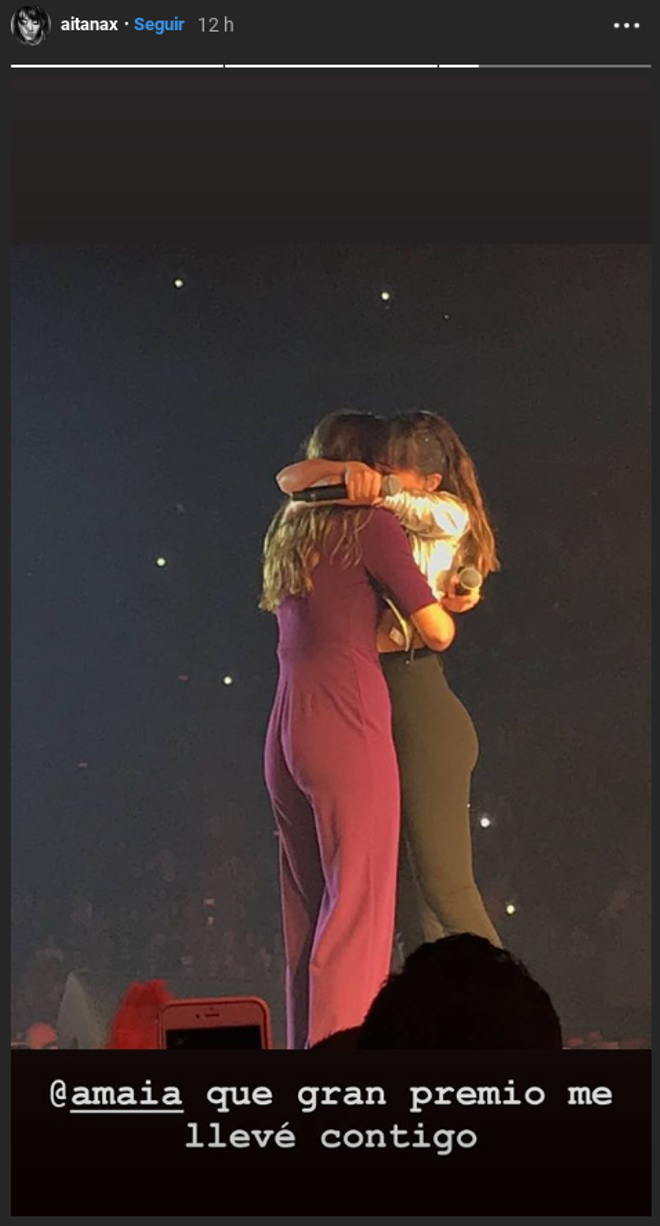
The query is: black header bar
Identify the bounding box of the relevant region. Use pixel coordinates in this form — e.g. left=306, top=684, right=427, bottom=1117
left=9, top=4, right=653, bottom=68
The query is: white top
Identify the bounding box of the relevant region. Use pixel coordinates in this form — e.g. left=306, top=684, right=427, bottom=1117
left=381, top=490, right=470, bottom=649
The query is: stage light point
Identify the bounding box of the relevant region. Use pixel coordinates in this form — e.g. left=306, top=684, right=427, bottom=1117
left=156, top=556, right=167, bottom=568
left=505, top=903, right=517, bottom=916
left=380, top=290, right=392, bottom=302
left=223, top=675, right=234, bottom=686
left=479, top=815, right=491, bottom=829
left=173, top=278, right=185, bottom=289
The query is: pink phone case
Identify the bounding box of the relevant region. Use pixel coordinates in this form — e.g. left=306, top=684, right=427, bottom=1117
left=157, top=996, right=272, bottom=1049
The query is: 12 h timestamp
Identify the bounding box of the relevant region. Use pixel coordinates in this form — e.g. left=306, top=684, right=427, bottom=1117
left=198, top=17, right=235, bottom=33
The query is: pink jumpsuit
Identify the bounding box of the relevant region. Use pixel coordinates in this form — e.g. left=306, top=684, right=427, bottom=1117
left=264, top=508, right=435, bottom=1048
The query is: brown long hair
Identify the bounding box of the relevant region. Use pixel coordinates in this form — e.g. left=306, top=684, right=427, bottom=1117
left=260, top=410, right=385, bottom=612
left=383, top=411, right=500, bottom=576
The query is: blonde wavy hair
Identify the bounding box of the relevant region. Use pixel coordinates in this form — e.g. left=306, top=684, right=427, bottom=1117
left=260, top=410, right=385, bottom=613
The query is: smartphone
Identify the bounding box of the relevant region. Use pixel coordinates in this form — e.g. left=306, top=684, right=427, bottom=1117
left=157, top=996, right=272, bottom=1050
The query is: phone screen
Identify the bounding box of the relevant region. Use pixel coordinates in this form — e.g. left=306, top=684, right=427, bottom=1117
left=165, top=1025, right=264, bottom=1050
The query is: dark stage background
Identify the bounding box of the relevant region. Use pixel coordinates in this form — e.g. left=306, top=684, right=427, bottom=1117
left=11, top=243, right=651, bottom=1047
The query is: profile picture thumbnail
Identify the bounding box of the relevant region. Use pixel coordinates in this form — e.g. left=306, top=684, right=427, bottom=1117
left=11, top=6, right=51, bottom=45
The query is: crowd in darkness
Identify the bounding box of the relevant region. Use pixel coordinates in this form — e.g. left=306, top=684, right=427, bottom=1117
left=10, top=639, right=652, bottom=1049
left=11, top=800, right=651, bottom=1050
left=11, top=834, right=287, bottom=1047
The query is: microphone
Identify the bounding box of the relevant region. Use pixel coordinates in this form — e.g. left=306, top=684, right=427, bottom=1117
left=454, top=566, right=483, bottom=595
left=291, top=474, right=402, bottom=503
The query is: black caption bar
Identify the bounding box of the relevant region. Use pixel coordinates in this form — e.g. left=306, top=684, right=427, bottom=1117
left=12, top=1051, right=650, bottom=1215
left=9, top=3, right=653, bottom=67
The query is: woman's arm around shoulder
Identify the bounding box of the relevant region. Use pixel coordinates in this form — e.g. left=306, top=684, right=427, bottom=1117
left=276, top=458, right=383, bottom=503
left=383, top=489, right=470, bottom=539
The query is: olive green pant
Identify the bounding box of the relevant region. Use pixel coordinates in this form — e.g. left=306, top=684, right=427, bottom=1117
left=380, top=648, right=501, bottom=953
